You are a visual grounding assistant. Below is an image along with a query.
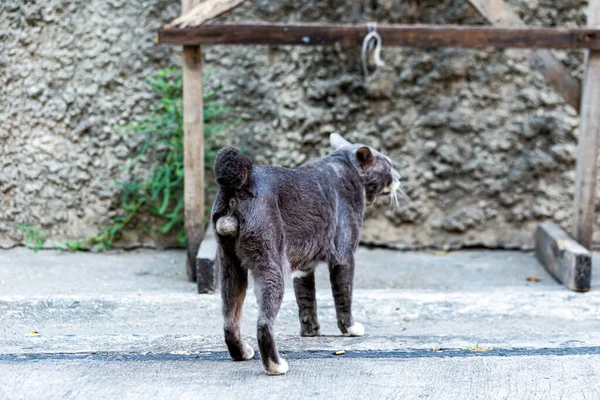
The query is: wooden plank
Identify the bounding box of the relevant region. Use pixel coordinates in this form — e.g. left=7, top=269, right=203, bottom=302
left=158, top=23, right=600, bottom=50
left=527, top=52, right=581, bottom=112
left=574, top=1, right=600, bottom=249
left=535, top=222, right=591, bottom=292
left=167, top=0, right=247, bottom=29
left=467, top=0, right=582, bottom=111
left=197, top=221, right=217, bottom=293
left=182, top=0, right=206, bottom=287
left=467, top=0, right=524, bottom=25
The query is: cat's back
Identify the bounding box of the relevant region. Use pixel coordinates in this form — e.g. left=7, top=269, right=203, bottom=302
left=251, top=164, right=327, bottom=198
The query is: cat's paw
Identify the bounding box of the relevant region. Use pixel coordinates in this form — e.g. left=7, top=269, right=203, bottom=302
left=265, top=357, right=289, bottom=375
left=343, top=322, right=365, bottom=337
left=300, top=329, right=321, bottom=337
left=300, top=324, right=321, bottom=337
left=241, top=342, right=255, bottom=360
left=231, top=342, right=255, bottom=361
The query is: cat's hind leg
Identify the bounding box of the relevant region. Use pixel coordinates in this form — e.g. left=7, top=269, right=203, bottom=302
left=220, top=248, right=255, bottom=361
left=292, top=267, right=320, bottom=337
left=253, top=263, right=287, bottom=375
left=328, top=256, right=364, bottom=337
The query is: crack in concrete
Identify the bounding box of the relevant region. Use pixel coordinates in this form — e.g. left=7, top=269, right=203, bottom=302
left=3, top=346, right=600, bottom=362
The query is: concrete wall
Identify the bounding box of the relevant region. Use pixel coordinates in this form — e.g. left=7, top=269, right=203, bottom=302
left=1, top=0, right=597, bottom=250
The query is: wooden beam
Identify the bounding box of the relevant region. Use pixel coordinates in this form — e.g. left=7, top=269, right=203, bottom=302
left=535, top=222, right=591, bottom=292
left=467, top=0, right=581, bottom=112
left=167, top=0, right=247, bottom=29
left=158, top=23, right=600, bottom=50
left=182, top=0, right=207, bottom=289
left=574, top=1, right=600, bottom=249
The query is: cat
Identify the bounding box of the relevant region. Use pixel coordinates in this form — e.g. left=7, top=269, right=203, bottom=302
left=211, top=133, right=401, bottom=375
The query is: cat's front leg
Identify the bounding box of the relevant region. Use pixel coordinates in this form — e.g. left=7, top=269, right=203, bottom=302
left=328, top=256, right=364, bottom=337
left=292, top=269, right=320, bottom=337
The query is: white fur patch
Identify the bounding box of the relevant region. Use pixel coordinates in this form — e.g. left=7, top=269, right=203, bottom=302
left=242, top=342, right=255, bottom=360
left=216, top=216, right=238, bottom=236
left=344, top=322, right=365, bottom=337
left=265, top=357, right=289, bottom=375
left=291, top=270, right=309, bottom=279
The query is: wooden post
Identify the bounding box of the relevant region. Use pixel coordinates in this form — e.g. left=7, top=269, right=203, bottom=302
left=574, top=1, right=600, bottom=249
left=467, top=0, right=582, bottom=112
left=181, top=0, right=207, bottom=289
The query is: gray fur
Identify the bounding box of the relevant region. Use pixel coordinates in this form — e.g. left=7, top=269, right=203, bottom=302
left=212, top=133, right=400, bottom=375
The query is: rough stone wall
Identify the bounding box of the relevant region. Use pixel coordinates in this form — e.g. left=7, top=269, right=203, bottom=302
left=0, top=0, right=180, bottom=248
left=1, top=0, right=597, bottom=249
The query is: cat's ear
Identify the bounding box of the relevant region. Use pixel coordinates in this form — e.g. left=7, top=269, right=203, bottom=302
left=355, top=146, right=374, bottom=166
left=330, top=133, right=352, bottom=150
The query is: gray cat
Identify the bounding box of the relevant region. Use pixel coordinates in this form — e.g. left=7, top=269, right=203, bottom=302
left=211, top=133, right=401, bottom=375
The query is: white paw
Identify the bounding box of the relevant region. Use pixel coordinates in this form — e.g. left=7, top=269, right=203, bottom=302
left=242, top=342, right=255, bottom=360
left=265, top=357, right=289, bottom=375
left=344, top=322, right=365, bottom=337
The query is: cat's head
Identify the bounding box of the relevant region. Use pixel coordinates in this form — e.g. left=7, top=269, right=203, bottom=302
left=330, top=133, right=402, bottom=206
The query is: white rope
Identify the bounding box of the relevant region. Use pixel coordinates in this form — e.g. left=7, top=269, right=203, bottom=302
left=361, top=22, right=386, bottom=78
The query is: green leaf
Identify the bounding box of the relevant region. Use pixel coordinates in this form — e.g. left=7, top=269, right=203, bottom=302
left=13, top=222, right=47, bottom=252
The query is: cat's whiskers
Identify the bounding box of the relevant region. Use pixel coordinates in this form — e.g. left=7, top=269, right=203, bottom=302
left=389, top=179, right=410, bottom=210
left=390, top=190, right=398, bottom=210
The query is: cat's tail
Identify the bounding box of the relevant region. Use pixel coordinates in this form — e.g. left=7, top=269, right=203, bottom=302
left=213, top=147, right=252, bottom=236
left=213, top=147, right=253, bottom=191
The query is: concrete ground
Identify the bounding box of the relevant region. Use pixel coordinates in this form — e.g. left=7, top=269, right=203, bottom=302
left=0, top=247, right=599, bottom=399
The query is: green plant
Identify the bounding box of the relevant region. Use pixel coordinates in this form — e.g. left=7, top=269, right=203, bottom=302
left=75, top=68, right=229, bottom=251
left=64, top=240, right=87, bottom=252
left=13, top=223, right=47, bottom=252
left=461, top=343, right=493, bottom=352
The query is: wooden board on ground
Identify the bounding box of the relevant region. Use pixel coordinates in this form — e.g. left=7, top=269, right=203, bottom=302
left=167, top=0, right=247, bottom=29
left=535, top=222, right=592, bottom=292
left=467, top=0, right=582, bottom=111
left=197, top=221, right=217, bottom=293
left=573, top=1, right=600, bottom=249
left=158, top=24, right=600, bottom=50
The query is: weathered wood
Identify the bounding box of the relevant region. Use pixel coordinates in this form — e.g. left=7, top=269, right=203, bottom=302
left=197, top=221, right=217, bottom=293
left=467, top=0, right=525, bottom=25
left=167, top=0, right=247, bottom=29
left=535, top=222, right=592, bottom=292
left=467, top=0, right=582, bottom=111
left=158, top=23, right=600, bottom=50
left=574, top=1, right=600, bottom=249
left=182, top=0, right=206, bottom=285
